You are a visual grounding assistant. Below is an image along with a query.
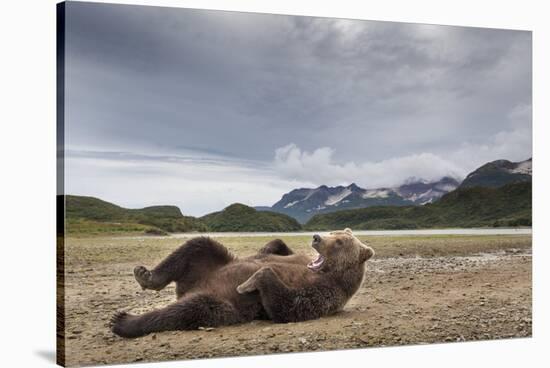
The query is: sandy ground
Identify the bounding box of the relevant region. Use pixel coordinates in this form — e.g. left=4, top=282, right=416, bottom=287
left=61, top=234, right=532, bottom=367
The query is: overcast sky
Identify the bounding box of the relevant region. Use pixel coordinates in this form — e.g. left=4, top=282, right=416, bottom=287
left=64, top=2, right=532, bottom=216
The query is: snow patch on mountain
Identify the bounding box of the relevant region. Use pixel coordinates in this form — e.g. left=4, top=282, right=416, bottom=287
left=509, top=159, right=532, bottom=175
left=362, top=189, right=391, bottom=199
left=284, top=200, right=300, bottom=208
left=303, top=189, right=318, bottom=201
left=325, top=188, right=352, bottom=206
left=418, top=189, right=435, bottom=200
left=435, top=184, right=459, bottom=192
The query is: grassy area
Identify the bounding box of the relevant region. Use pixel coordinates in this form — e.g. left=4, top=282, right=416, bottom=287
left=64, top=234, right=532, bottom=269
left=66, top=218, right=163, bottom=236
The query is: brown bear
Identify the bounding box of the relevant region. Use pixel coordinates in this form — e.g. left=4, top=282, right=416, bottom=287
left=110, top=228, right=374, bottom=338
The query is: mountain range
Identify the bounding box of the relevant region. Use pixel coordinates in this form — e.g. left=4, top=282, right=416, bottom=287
left=258, top=158, right=531, bottom=223
left=305, top=181, right=531, bottom=230
left=64, top=157, right=532, bottom=234
left=258, top=177, right=460, bottom=223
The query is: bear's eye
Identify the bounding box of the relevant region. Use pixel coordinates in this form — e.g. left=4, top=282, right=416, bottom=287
left=335, top=239, right=343, bottom=246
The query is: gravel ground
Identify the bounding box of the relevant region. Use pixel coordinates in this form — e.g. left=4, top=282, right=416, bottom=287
left=60, top=235, right=532, bottom=366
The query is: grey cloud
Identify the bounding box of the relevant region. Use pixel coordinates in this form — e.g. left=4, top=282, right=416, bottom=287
left=65, top=148, right=267, bottom=169
left=63, top=2, right=531, bottom=213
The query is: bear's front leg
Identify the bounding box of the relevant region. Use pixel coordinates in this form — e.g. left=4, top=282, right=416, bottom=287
left=237, top=267, right=300, bottom=322
left=236, top=267, right=273, bottom=294
left=239, top=268, right=342, bottom=323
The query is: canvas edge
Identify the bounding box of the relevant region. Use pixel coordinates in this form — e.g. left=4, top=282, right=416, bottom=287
left=56, top=2, right=66, bottom=367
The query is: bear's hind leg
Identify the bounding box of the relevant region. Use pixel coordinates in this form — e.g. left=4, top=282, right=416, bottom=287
left=111, top=294, right=242, bottom=338
left=133, top=265, right=165, bottom=291
left=134, top=237, right=234, bottom=293
left=257, top=239, right=294, bottom=256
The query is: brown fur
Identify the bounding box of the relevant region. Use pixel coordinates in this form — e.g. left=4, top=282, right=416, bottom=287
left=111, top=229, right=374, bottom=338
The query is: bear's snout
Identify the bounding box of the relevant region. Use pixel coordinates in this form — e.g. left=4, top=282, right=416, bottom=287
left=312, top=234, right=322, bottom=250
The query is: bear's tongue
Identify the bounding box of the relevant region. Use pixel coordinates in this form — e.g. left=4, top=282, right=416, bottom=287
left=307, top=254, right=325, bottom=271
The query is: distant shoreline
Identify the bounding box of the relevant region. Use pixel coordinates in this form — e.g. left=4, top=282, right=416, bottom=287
left=114, top=228, right=532, bottom=239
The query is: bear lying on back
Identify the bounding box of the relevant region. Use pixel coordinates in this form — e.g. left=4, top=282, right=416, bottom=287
left=111, top=228, right=375, bottom=338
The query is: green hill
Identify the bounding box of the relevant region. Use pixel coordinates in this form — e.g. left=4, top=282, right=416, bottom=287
left=64, top=195, right=207, bottom=235
left=459, top=158, right=531, bottom=189
left=304, top=182, right=531, bottom=230
left=201, top=203, right=302, bottom=232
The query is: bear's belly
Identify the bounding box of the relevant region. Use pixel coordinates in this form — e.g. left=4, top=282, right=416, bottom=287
left=254, top=253, right=311, bottom=266
left=185, top=257, right=318, bottom=321
left=195, top=261, right=265, bottom=320
left=199, top=255, right=312, bottom=294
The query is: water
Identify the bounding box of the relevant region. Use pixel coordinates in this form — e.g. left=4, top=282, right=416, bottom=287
left=161, top=228, right=532, bottom=239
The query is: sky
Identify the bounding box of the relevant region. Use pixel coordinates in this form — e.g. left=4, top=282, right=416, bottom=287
left=63, top=2, right=532, bottom=216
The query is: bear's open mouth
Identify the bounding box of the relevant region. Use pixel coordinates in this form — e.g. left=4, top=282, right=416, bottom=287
left=307, top=254, right=325, bottom=271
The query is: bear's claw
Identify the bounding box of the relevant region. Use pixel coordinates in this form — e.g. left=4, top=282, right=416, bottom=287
left=110, top=311, right=141, bottom=338
left=236, top=282, right=257, bottom=294
left=133, top=266, right=152, bottom=290
left=110, top=311, right=128, bottom=328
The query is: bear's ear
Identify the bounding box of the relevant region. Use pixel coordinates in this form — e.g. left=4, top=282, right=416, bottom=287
left=359, top=246, right=375, bottom=263
left=344, top=228, right=353, bottom=235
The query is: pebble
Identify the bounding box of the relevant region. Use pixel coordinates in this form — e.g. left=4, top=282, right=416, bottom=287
left=198, top=327, right=215, bottom=331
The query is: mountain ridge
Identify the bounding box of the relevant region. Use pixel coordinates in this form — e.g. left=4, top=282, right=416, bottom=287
left=305, top=181, right=532, bottom=230
left=259, top=176, right=460, bottom=223
left=64, top=157, right=533, bottom=233
left=200, top=203, right=302, bottom=232
left=65, top=195, right=207, bottom=234
left=459, top=158, right=531, bottom=189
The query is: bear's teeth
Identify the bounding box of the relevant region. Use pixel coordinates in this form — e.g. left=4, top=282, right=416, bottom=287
left=308, top=255, right=325, bottom=270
